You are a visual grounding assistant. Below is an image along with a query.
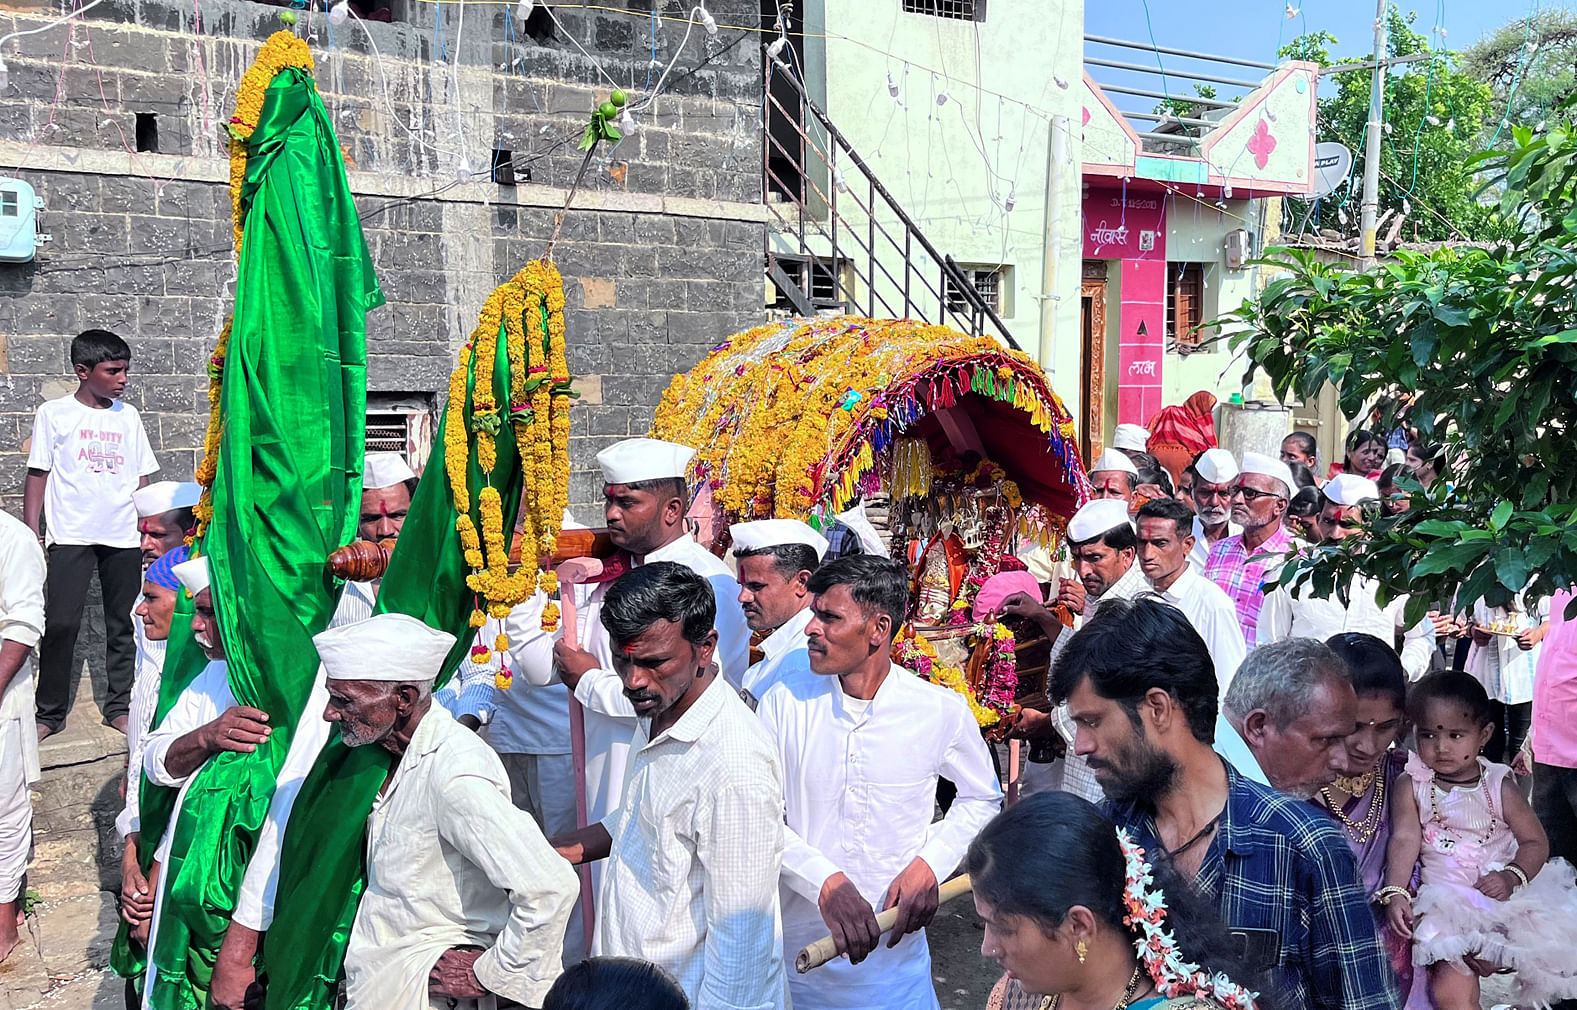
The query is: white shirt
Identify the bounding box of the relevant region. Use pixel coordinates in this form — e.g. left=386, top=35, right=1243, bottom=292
left=757, top=664, right=1002, bottom=1009
left=0, top=512, right=45, bottom=784
left=26, top=395, right=158, bottom=547
left=1190, top=516, right=1242, bottom=573
left=344, top=705, right=578, bottom=1010
left=595, top=674, right=788, bottom=1010
left=572, top=533, right=753, bottom=823
left=1153, top=567, right=1249, bottom=688
left=1256, top=575, right=1435, bottom=678
left=232, top=580, right=374, bottom=930
left=120, top=606, right=168, bottom=837
left=1213, top=713, right=1271, bottom=786
left=741, top=606, right=813, bottom=704
left=1467, top=598, right=1544, bottom=705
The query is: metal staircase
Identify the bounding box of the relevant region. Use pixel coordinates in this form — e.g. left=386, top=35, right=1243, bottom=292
left=761, top=55, right=1020, bottom=351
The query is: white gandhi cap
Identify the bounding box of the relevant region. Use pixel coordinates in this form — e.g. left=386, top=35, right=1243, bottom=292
left=133, top=481, right=202, bottom=519
left=1240, top=451, right=1295, bottom=498
left=1089, top=448, right=1139, bottom=476
left=1068, top=499, right=1134, bottom=544
left=1193, top=448, right=1239, bottom=486
left=597, top=438, right=696, bottom=485
left=1323, top=473, right=1380, bottom=507
left=730, top=519, right=829, bottom=561
left=364, top=452, right=417, bottom=491
left=171, top=555, right=211, bottom=597
left=314, top=612, right=457, bottom=683
left=1112, top=424, right=1150, bottom=452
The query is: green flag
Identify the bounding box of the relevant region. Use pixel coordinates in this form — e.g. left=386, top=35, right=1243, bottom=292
left=115, top=61, right=381, bottom=1010
left=262, top=302, right=527, bottom=1010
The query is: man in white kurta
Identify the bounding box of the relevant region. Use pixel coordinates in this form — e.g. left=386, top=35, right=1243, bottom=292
left=0, top=510, right=45, bottom=962
left=757, top=555, right=1001, bottom=1009
left=1135, top=498, right=1248, bottom=686
left=315, top=613, right=577, bottom=1010
left=552, top=439, right=750, bottom=825
left=1255, top=474, right=1434, bottom=677
left=730, top=518, right=825, bottom=706
left=552, top=561, right=787, bottom=1010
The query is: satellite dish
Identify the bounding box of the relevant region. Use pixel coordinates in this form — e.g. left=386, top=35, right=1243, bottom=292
left=1311, top=142, right=1354, bottom=199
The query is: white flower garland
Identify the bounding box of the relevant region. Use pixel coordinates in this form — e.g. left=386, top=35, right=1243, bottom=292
left=1117, top=829, right=1260, bottom=1010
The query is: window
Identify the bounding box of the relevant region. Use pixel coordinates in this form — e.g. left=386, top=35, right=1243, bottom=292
left=366, top=394, right=436, bottom=473
left=902, top=0, right=985, bottom=21
left=0, top=192, right=16, bottom=218
left=770, top=255, right=849, bottom=311
left=945, top=265, right=1007, bottom=315
left=1169, top=262, right=1204, bottom=351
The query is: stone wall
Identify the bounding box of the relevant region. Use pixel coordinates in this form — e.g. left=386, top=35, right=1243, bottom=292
left=0, top=0, right=769, bottom=518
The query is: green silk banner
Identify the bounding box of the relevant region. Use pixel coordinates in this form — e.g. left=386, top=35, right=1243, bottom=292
left=115, top=65, right=381, bottom=1010
left=263, top=310, right=524, bottom=1010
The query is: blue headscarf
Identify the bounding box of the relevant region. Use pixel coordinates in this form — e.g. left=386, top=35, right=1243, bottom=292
left=145, top=544, right=190, bottom=592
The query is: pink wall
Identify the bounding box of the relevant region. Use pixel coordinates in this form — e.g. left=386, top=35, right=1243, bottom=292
left=1083, top=187, right=1167, bottom=426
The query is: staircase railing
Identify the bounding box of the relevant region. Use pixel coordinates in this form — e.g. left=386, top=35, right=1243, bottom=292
left=761, top=56, right=1020, bottom=350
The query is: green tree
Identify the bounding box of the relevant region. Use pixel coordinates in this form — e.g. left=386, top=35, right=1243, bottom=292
left=1227, top=110, right=1577, bottom=619
left=1462, top=10, right=1577, bottom=135
left=1282, top=8, right=1508, bottom=242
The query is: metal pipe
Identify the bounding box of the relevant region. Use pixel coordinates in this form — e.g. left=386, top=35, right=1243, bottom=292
left=1039, top=115, right=1070, bottom=382
left=1084, top=34, right=1277, bottom=71
left=1359, top=0, right=1388, bottom=269
left=1136, top=131, right=1203, bottom=146
left=1123, top=111, right=1220, bottom=128
left=1095, top=82, right=1237, bottom=108
left=1083, top=56, right=1264, bottom=91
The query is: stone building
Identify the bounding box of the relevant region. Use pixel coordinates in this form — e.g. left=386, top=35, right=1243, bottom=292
left=0, top=0, right=769, bottom=511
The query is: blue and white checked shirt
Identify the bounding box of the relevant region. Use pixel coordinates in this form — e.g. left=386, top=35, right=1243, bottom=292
left=1109, top=761, right=1400, bottom=1010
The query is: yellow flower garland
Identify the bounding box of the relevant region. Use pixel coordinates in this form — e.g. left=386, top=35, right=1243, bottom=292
left=442, top=260, right=573, bottom=686
left=191, top=32, right=316, bottom=544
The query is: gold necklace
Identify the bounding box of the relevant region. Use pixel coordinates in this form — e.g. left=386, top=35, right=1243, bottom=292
left=1040, top=964, right=1147, bottom=1010
left=1333, top=770, right=1377, bottom=796
left=1319, top=771, right=1387, bottom=845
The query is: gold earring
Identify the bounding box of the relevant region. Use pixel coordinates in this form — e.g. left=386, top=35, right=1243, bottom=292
left=1076, top=939, right=1088, bottom=964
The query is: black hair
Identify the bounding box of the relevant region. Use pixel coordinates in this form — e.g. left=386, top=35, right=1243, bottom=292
left=1325, top=632, right=1407, bottom=712
left=1376, top=462, right=1410, bottom=494
left=806, top=554, right=909, bottom=634
left=1128, top=450, right=1160, bottom=471
left=1407, top=669, right=1494, bottom=730
left=1282, top=430, right=1317, bottom=459
left=1345, top=428, right=1380, bottom=454
left=1287, top=485, right=1323, bottom=518
left=617, top=476, right=688, bottom=505
left=1050, top=597, right=1218, bottom=742
left=601, top=561, right=716, bottom=649
left=544, top=957, right=689, bottom=1010
left=1135, top=498, right=1193, bottom=537
left=162, top=506, right=197, bottom=534
left=1070, top=521, right=1137, bottom=552
left=71, top=328, right=132, bottom=368
left=733, top=543, right=820, bottom=581
left=1286, top=460, right=1316, bottom=490
left=1135, top=462, right=1174, bottom=497
left=965, top=792, right=1272, bottom=1007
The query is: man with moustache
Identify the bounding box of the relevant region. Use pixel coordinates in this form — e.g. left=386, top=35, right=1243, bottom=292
left=553, top=563, right=788, bottom=1010
left=756, top=556, right=1000, bottom=1009
left=1133, top=499, right=1246, bottom=684
left=319, top=613, right=579, bottom=1010
left=730, top=519, right=825, bottom=706
left=1086, top=449, right=1140, bottom=502
left=1203, top=451, right=1297, bottom=648
left=1217, top=638, right=1359, bottom=794
left=1188, top=449, right=1242, bottom=572
left=1052, top=597, right=1398, bottom=1010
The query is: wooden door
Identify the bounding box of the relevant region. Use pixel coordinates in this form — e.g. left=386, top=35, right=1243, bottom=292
left=1080, top=265, right=1108, bottom=465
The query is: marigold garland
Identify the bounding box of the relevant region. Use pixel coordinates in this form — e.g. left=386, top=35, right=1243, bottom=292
left=190, top=32, right=316, bottom=545
left=442, top=259, right=573, bottom=688
left=650, top=316, right=1088, bottom=524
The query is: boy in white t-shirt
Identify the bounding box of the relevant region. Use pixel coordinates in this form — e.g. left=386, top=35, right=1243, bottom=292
left=23, top=329, right=159, bottom=740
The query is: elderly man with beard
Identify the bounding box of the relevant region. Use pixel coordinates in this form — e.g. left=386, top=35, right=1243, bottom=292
left=318, top=613, right=578, bottom=1010
left=1188, top=449, right=1242, bottom=572
left=731, top=519, right=825, bottom=706
left=1053, top=597, right=1398, bottom=1010
left=1216, top=638, right=1358, bottom=794
left=1203, top=451, right=1297, bottom=648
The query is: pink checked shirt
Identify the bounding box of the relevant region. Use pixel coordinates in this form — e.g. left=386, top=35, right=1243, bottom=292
left=1202, top=525, right=1296, bottom=648
left=1534, top=589, right=1577, bottom=769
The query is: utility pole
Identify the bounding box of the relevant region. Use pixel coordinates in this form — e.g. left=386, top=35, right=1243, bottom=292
left=1359, top=0, right=1388, bottom=269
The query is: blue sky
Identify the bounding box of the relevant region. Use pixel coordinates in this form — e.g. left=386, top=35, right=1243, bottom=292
left=1084, top=0, right=1569, bottom=66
